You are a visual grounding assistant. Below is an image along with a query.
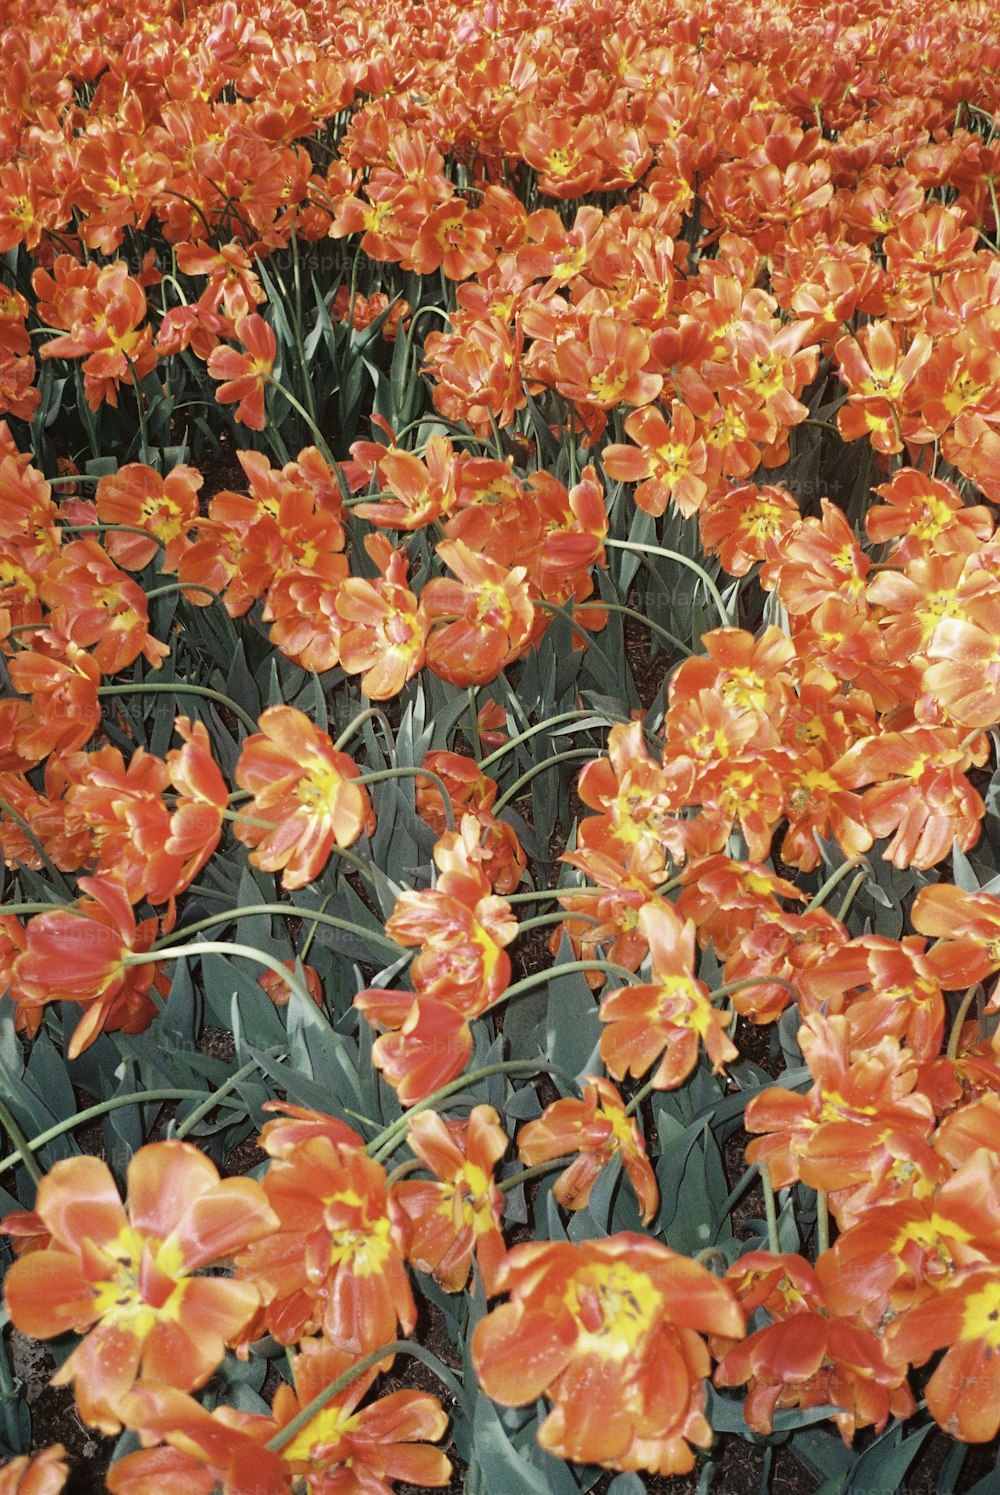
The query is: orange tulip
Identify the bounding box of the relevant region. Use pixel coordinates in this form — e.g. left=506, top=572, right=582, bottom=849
left=516, top=1075, right=658, bottom=1225
left=1, top=1143, right=277, bottom=1433
left=12, top=874, right=167, bottom=1057
left=394, top=1104, right=508, bottom=1293
left=0, top=1446, right=69, bottom=1495
left=233, top=705, right=375, bottom=889
left=473, top=1235, right=743, bottom=1474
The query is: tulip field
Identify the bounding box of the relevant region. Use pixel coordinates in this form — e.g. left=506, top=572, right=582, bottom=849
left=3, top=0, right=1000, bottom=1490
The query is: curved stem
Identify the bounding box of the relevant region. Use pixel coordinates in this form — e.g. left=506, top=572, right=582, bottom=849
left=57, top=522, right=165, bottom=547
left=265, top=374, right=336, bottom=467
left=537, top=597, right=691, bottom=657
left=172, top=1058, right=262, bottom=1140
left=604, top=538, right=731, bottom=628
left=354, top=767, right=455, bottom=833
left=265, top=1339, right=464, bottom=1454
left=126, top=939, right=312, bottom=1009
left=498, top=1157, right=570, bottom=1193
left=368, top=1059, right=576, bottom=1162
left=624, top=1076, right=658, bottom=1118
left=804, top=855, right=869, bottom=913
left=0, top=1099, right=42, bottom=1187
left=515, top=910, right=598, bottom=936
left=0, top=1090, right=246, bottom=1181
left=478, top=709, right=620, bottom=773
left=708, top=975, right=800, bottom=1007
left=333, top=706, right=396, bottom=756
left=947, top=983, right=981, bottom=1062
left=836, top=869, right=868, bottom=923
left=97, top=682, right=258, bottom=736
left=493, top=748, right=597, bottom=813
left=143, top=581, right=229, bottom=608
left=155, top=904, right=400, bottom=957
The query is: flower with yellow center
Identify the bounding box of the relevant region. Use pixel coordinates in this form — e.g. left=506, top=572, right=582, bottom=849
left=473, top=1235, right=743, bottom=1473
left=1, top=1143, right=277, bottom=1434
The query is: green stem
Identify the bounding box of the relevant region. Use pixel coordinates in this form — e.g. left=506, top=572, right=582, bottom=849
left=172, top=1058, right=261, bottom=1140
left=154, top=904, right=400, bottom=957
left=538, top=598, right=691, bottom=657
left=515, top=910, right=598, bottom=936
left=0, top=1099, right=43, bottom=1186
left=143, top=582, right=228, bottom=608
left=57, top=522, right=165, bottom=547
left=624, top=1077, right=658, bottom=1117
left=836, top=869, right=867, bottom=923
left=947, top=983, right=981, bottom=1062
left=604, top=538, right=731, bottom=628
left=0, top=1090, right=245, bottom=1181
left=498, top=1157, right=570, bottom=1193
left=707, top=975, right=800, bottom=1006
left=354, top=767, right=455, bottom=833
left=478, top=709, right=620, bottom=772
left=97, top=682, right=258, bottom=736
left=493, top=748, right=597, bottom=812
left=816, top=1189, right=830, bottom=1257
left=126, top=939, right=313, bottom=1009
left=0, top=1320, right=26, bottom=1454
left=333, top=706, right=396, bottom=756
left=467, top=686, right=482, bottom=758
left=368, top=1059, right=575, bottom=1162
left=804, top=856, right=869, bottom=913
left=265, top=374, right=336, bottom=466
left=487, top=960, right=637, bottom=1020
left=759, top=1162, right=780, bottom=1255
left=265, top=1340, right=464, bottom=1454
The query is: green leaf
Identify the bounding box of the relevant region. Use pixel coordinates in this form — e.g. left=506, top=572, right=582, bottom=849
left=843, top=1422, right=932, bottom=1495
left=607, top=1477, right=646, bottom=1495
left=468, top=1397, right=554, bottom=1495
left=546, top=933, right=601, bottom=1083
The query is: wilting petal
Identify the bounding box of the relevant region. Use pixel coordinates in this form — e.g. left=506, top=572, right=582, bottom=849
left=126, top=1141, right=223, bottom=1240
left=472, top=1301, right=577, bottom=1404
left=32, top=1155, right=127, bottom=1253
left=2, top=1249, right=97, bottom=1338
left=169, top=1179, right=278, bottom=1270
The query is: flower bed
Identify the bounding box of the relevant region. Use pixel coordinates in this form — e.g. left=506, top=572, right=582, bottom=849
left=2, top=0, right=1000, bottom=1491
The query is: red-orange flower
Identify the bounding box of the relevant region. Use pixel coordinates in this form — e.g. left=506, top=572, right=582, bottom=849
left=233, top=706, right=375, bottom=889
left=206, top=313, right=276, bottom=431
left=237, top=1109, right=415, bottom=1352
left=393, top=1104, right=508, bottom=1293
left=599, top=902, right=737, bottom=1090
left=423, top=539, right=535, bottom=687
left=885, top=1264, right=1000, bottom=1442
left=12, top=874, right=167, bottom=1057
left=473, top=1235, right=744, bottom=1474
left=0, top=1446, right=69, bottom=1495
left=1, top=1143, right=277, bottom=1433
left=516, top=1075, right=658, bottom=1224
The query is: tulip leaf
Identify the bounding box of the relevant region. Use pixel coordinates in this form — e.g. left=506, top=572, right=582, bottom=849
left=468, top=1396, right=555, bottom=1495
left=843, top=1422, right=932, bottom=1494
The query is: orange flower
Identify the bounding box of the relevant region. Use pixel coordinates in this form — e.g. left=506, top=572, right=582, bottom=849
left=39, top=538, right=170, bottom=674
left=473, top=1235, right=743, bottom=1474
left=599, top=902, right=737, bottom=1090
left=0, top=1446, right=68, bottom=1495
left=34, top=258, right=157, bottom=412
left=335, top=533, right=430, bottom=699
left=423, top=539, right=535, bottom=687
left=7, top=629, right=101, bottom=762
left=233, top=706, right=375, bottom=890
left=603, top=402, right=712, bottom=518
left=744, top=1012, right=936, bottom=1193
left=885, top=1265, right=1000, bottom=1442
left=12, top=874, right=167, bottom=1057
left=237, top=1113, right=415, bottom=1352
left=95, top=462, right=202, bottom=572
left=714, top=1254, right=914, bottom=1444
left=1, top=1143, right=277, bottom=1433
left=206, top=313, right=276, bottom=431
left=355, top=820, right=517, bottom=1104
left=910, top=883, right=1000, bottom=989
left=516, top=1075, right=658, bottom=1225
left=394, top=1104, right=508, bottom=1293
left=113, top=1338, right=452, bottom=1495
